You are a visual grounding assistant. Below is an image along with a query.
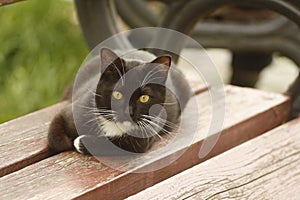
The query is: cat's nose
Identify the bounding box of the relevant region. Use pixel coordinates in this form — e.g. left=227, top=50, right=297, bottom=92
left=118, top=106, right=134, bottom=122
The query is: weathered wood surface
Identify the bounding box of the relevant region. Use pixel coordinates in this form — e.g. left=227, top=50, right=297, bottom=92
left=128, top=117, right=300, bottom=200
left=0, top=86, right=291, bottom=199
left=0, top=0, right=23, bottom=6
left=0, top=102, right=66, bottom=177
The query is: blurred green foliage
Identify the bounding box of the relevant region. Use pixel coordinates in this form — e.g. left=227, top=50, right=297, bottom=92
left=0, top=0, right=88, bottom=123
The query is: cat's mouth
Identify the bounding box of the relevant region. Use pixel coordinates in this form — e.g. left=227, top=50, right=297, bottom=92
left=98, top=116, right=139, bottom=138
left=117, top=120, right=136, bottom=132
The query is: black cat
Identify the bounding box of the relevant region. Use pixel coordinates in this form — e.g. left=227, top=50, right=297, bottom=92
left=48, top=48, right=192, bottom=156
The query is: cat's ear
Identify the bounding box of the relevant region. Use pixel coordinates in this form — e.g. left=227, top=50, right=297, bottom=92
left=151, top=55, right=172, bottom=68
left=100, top=48, right=123, bottom=70
left=148, top=55, right=172, bottom=84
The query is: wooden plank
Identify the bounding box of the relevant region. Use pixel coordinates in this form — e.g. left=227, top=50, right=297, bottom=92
left=128, top=118, right=300, bottom=200
left=0, top=86, right=291, bottom=199
left=0, top=0, right=23, bottom=6
left=0, top=102, right=66, bottom=177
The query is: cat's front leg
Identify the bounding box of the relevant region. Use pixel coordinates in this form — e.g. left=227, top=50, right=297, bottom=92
left=73, top=135, right=92, bottom=155
left=48, top=113, right=74, bottom=153
left=47, top=104, right=78, bottom=154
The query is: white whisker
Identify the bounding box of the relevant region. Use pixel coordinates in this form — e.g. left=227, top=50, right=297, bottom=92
left=141, top=65, right=159, bottom=86
left=142, top=114, right=178, bottom=128
left=160, top=102, right=178, bottom=105
left=142, top=68, right=168, bottom=86
left=140, top=119, right=163, bottom=140
left=86, top=88, right=102, bottom=98
left=145, top=76, right=165, bottom=84
left=82, top=117, right=99, bottom=127
left=141, top=115, right=178, bottom=135
left=137, top=121, right=147, bottom=139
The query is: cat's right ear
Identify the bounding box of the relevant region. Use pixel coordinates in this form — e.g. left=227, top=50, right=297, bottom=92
left=100, top=48, right=123, bottom=70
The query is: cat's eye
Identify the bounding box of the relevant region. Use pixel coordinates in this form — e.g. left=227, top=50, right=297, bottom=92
left=139, top=95, right=150, bottom=103
left=112, top=91, right=123, bottom=100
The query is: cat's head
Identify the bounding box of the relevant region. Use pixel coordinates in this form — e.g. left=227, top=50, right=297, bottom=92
left=95, top=48, right=172, bottom=138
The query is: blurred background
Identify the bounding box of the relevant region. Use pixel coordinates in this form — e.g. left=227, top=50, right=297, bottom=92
left=0, top=0, right=87, bottom=123
left=0, top=0, right=298, bottom=123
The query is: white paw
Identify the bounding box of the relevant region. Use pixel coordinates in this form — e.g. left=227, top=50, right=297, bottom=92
left=73, top=135, right=86, bottom=154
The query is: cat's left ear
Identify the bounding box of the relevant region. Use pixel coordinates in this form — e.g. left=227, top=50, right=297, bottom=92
left=151, top=55, right=172, bottom=68
left=100, top=47, right=122, bottom=68
left=149, top=55, right=171, bottom=84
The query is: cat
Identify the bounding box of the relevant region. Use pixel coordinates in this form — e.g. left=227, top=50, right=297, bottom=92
left=47, top=48, right=192, bottom=156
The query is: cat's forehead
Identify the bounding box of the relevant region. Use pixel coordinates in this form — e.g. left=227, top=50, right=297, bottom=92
left=114, top=70, right=155, bottom=94
left=124, top=60, right=146, bottom=70
left=124, top=61, right=154, bottom=77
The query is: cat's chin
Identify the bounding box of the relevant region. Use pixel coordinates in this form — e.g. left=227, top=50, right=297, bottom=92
left=98, top=117, right=139, bottom=137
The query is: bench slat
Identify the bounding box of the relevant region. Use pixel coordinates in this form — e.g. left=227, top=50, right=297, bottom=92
left=0, top=86, right=290, bottom=199
left=0, top=102, right=66, bottom=177
left=128, top=117, right=300, bottom=200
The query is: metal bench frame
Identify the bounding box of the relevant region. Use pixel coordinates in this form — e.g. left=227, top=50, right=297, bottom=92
left=75, top=0, right=300, bottom=116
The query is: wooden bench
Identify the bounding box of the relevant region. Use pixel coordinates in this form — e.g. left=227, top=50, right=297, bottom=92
left=128, top=117, right=300, bottom=199
left=0, top=84, right=291, bottom=199
left=0, top=1, right=297, bottom=199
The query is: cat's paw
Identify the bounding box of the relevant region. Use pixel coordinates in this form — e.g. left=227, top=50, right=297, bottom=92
left=73, top=135, right=90, bottom=155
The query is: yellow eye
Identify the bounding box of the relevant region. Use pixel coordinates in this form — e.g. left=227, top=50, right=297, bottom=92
left=139, top=95, right=150, bottom=103
left=112, top=91, right=123, bottom=100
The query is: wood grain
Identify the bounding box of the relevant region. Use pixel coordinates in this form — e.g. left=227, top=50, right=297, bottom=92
left=128, top=118, right=300, bottom=200
left=0, top=86, right=291, bottom=199
left=0, top=102, right=67, bottom=177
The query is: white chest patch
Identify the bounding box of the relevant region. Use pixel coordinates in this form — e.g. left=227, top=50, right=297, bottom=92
left=98, top=117, right=139, bottom=137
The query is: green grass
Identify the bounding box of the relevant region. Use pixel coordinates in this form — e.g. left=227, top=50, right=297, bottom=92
left=0, top=0, right=88, bottom=123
